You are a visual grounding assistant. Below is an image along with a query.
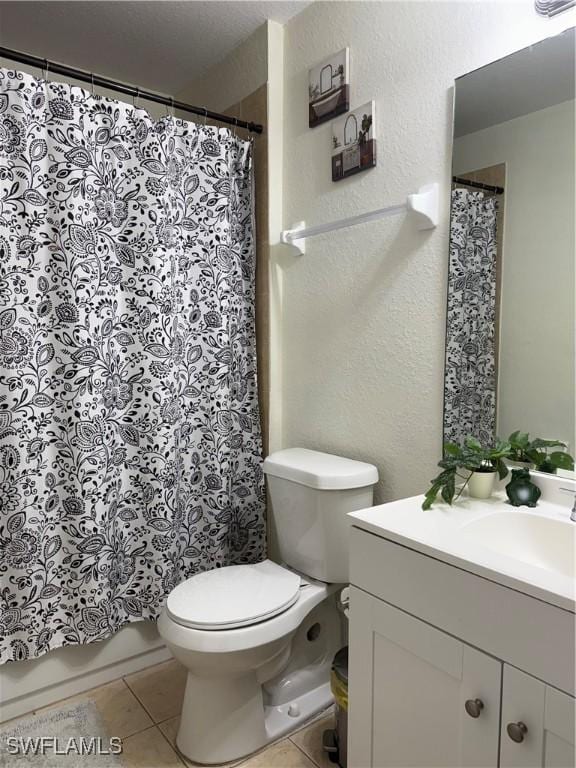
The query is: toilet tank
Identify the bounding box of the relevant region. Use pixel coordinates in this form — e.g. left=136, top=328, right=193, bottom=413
left=263, top=448, right=378, bottom=584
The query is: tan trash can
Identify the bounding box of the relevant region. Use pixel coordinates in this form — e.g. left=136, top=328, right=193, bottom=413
left=322, top=647, right=348, bottom=768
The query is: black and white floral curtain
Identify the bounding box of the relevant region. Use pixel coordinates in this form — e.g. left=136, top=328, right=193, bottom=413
left=443, top=188, right=499, bottom=447
left=0, top=68, right=265, bottom=663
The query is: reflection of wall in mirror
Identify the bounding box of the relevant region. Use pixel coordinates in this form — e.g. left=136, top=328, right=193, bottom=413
left=453, top=99, right=575, bottom=450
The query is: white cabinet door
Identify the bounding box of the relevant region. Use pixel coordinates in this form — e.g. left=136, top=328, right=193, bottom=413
left=543, top=685, right=576, bottom=768
left=348, top=587, right=501, bottom=768
left=501, top=665, right=575, bottom=768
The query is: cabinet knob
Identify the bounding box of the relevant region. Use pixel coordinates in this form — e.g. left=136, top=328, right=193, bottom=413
left=464, top=698, right=484, bottom=718
left=507, top=722, right=528, bottom=743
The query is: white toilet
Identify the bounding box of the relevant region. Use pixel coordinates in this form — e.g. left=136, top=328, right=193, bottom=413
left=158, top=448, right=378, bottom=764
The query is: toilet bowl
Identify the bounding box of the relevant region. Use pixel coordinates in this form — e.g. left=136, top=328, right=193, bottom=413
left=158, top=448, right=378, bottom=764
left=158, top=561, right=341, bottom=764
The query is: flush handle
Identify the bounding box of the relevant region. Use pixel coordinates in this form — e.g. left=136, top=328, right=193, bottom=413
left=464, top=699, right=484, bottom=718
left=507, top=722, right=528, bottom=743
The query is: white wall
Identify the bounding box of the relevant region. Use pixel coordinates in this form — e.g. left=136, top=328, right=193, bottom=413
left=454, top=101, right=575, bottom=449
left=279, top=1, right=575, bottom=503
left=176, top=22, right=268, bottom=111
left=0, top=623, right=170, bottom=723
left=267, top=21, right=286, bottom=454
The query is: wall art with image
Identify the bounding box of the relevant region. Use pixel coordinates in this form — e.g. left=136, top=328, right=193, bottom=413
left=308, top=48, right=350, bottom=128
left=332, top=100, right=376, bottom=182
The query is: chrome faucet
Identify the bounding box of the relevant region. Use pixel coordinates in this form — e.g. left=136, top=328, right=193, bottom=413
left=560, top=488, right=576, bottom=521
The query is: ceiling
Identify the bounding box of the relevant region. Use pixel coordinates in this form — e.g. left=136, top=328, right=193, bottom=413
left=455, top=27, right=575, bottom=137
left=0, top=1, right=309, bottom=95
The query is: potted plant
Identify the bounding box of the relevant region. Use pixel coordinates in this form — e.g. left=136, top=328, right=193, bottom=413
left=358, top=113, right=372, bottom=145
left=506, top=431, right=574, bottom=474
left=422, top=437, right=510, bottom=510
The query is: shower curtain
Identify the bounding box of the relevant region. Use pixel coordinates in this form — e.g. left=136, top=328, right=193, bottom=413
left=443, top=188, right=499, bottom=447
left=0, top=68, right=265, bottom=663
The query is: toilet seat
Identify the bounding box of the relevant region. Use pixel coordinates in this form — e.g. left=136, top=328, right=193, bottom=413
left=166, top=559, right=301, bottom=630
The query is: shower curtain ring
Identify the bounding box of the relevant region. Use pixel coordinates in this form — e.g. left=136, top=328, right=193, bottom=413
left=233, top=117, right=238, bottom=138
left=170, top=96, right=175, bottom=118
left=43, top=58, right=49, bottom=82
left=91, top=73, right=95, bottom=97
left=203, top=107, right=208, bottom=126
left=134, top=87, right=139, bottom=109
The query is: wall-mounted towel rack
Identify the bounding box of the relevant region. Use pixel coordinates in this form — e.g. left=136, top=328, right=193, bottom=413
left=280, top=183, right=439, bottom=255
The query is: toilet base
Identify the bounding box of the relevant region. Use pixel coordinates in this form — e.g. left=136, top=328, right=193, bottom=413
left=265, top=679, right=333, bottom=743
left=176, top=671, right=266, bottom=764
left=175, top=674, right=333, bottom=765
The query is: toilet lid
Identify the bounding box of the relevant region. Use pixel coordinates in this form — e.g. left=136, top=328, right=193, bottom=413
left=166, top=560, right=301, bottom=630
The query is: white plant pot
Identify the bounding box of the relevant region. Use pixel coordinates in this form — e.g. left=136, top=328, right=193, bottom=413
left=467, top=471, right=496, bottom=499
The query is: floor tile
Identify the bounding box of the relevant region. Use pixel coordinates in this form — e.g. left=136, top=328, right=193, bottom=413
left=159, top=709, right=336, bottom=768
left=124, top=659, right=186, bottom=723
left=121, top=725, right=186, bottom=767
left=289, top=706, right=335, bottom=738
left=289, top=714, right=336, bottom=768
left=239, top=740, right=317, bottom=768
left=158, top=717, right=243, bottom=767
left=82, top=679, right=155, bottom=740
left=19, top=679, right=153, bottom=741
left=157, top=716, right=179, bottom=747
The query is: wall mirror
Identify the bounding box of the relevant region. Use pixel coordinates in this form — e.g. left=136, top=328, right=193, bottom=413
left=443, top=27, right=575, bottom=474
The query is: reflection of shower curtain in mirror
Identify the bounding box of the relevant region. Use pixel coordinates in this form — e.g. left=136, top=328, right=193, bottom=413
left=0, top=68, right=265, bottom=663
left=444, top=189, right=499, bottom=446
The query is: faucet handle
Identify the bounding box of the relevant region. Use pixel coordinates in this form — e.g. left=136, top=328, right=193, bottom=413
left=559, top=487, right=576, bottom=521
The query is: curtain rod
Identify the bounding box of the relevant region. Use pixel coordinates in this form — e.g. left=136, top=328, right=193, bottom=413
left=452, top=176, right=504, bottom=195
left=0, top=45, right=264, bottom=135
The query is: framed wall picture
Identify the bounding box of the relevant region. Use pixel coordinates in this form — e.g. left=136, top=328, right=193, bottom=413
left=331, top=101, right=376, bottom=182
left=308, top=48, right=350, bottom=128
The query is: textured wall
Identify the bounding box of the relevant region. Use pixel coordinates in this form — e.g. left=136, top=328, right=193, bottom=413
left=176, top=22, right=268, bottom=112
left=280, top=1, right=575, bottom=504
left=454, top=101, right=575, bottom=449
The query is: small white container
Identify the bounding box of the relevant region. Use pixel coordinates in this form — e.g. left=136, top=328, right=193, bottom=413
left=467, top=470, right=496, bottom=499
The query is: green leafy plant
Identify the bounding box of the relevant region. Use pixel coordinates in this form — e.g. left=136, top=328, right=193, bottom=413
left=506, top=431, right=574, bottom=473
left=423, top=431, right=575, bottom=510
left=358, top=113, right=373, bottom=145
left=422, top=437, right=511, bottom=510
left=309, top=84, right=320, bottom=101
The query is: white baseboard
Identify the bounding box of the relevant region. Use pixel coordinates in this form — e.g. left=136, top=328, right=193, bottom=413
left=0, top=621, right=172, bottom=724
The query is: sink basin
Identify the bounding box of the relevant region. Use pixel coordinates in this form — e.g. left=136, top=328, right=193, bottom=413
left=459, top=512, right=576, bottom=580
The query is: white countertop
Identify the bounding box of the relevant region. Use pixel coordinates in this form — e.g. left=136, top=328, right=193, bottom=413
left=349, top=491, right=576, bottom=613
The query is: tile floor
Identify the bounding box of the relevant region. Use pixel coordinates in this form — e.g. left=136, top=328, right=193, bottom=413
left=6, top=659, right=336, bottom=768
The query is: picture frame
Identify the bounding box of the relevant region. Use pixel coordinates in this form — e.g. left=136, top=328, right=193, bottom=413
left=331, top=100, right=377, bottom=182
left=308, top=48, right=350, bottom=128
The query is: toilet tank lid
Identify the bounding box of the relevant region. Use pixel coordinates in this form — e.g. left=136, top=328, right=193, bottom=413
left=263, top=448, right=378, bottom=490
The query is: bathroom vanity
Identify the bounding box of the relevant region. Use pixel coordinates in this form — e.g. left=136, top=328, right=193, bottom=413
left=347, top=491, right=575, bottom=768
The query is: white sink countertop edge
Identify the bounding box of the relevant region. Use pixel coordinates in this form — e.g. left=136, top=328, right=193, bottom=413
left=349, top=492, right=576, bottom=613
